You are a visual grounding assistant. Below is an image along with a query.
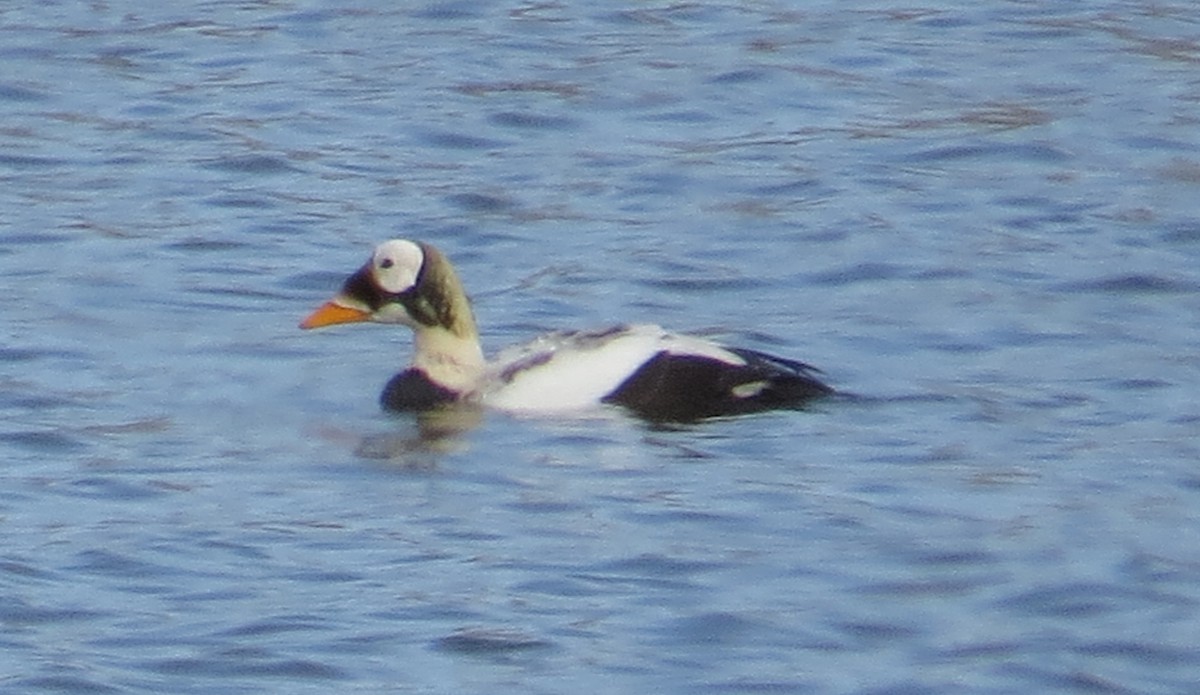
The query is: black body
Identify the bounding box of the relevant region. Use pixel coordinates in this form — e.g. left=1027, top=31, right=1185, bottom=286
left=602, top=348, right=832, bottom=422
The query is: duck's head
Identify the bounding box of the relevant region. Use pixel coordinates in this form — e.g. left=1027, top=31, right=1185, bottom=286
left=300, top=239, right=477, bottom=338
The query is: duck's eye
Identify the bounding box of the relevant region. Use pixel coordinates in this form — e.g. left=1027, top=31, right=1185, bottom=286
left=380, top=258, right=394, bottom=269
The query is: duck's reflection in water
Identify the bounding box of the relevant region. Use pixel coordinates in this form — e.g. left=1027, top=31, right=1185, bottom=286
left=351, top=406, right=484, bottom=468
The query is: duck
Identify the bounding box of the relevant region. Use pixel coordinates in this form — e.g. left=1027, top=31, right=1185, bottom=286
left=300, top=239, right=833, bottom=422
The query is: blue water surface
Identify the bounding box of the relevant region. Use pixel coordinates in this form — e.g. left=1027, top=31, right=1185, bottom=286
left=3, top=1, right=1200, bottom=693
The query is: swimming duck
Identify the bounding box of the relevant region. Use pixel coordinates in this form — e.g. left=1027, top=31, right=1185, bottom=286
left=300, top=240, right=832, bottom=421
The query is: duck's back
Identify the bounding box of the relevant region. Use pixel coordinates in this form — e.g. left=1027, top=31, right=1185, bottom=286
left=479, top=325, right=831, bottom=420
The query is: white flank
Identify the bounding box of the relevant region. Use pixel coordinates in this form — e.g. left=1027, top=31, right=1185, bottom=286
left=478, top=325, right=745, bottom=413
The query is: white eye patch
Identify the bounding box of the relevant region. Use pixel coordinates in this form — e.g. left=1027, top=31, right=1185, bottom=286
left=371, top=239, right=425, bottom=294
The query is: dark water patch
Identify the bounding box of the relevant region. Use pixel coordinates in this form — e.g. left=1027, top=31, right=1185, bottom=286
left=222, top=615, right=334, bottom=638
left=125, top=102, right=176, bottom=117
left=917, top=11, right=977, bottom=30
left=78, top=417, right=172, bottom=436
left=1105, top=378, right=1170, bottom=392
left=1015, top=391, right=1091, bottom=411
left=0, top=232, right=74, bottom=246
left=141, top=127, right=220, bottom=143
left=196, top=537, right=271, bottom=562
left=204, top=193, right=276, bottom=209
left=0, top=153, right=71, bottom=169
left=575, top=571, right=699, bottom=593
left=434, top=627, right=552, bottom=654
left=641, top=276, right=764, bottom=292
left=999, top=663, right=1137, bottom=694
left=62, top=476, right=170, bottom=501
left=638, top=109, right=718, bottom=126
left=419, top=130, right=507, bottom=150
left=625, top=169, right=691, bottom=197
left=853, top=576, right=994, bottom=597
left=454, top=80, right=582, bottom=98
left=962, top=103, right=1055, bottom=129
left=1057, top=274, right=1198, bottom=295
left=9, top=675, right=122, bottom=694
left=709, top=68, right=769, bottom=84
left=149, top=653, right=346, bottom=679
left=937, top=639, right=1022, bottom=659
left=916, top=266, right=972, bottom=281
left=1076, top=640, right=1196, bottom=666
left=514, top=577, right=597, bottom=597
left=1003, top=212, right=1088, bottom=231
left=1157, top=158, right=1200, bottom=184
left=1118, top=552, right=1200, bottom=585
left=244, top=220, right=310, bottom=237
left=809, top=262, right=907, bottom=285
left=0, top=557, right=56, bottom=580
left=282, top=568, right=365, bottom=583
left=162, top=238, right=254, bottom=252
left=435, top=528, right=505, bottom=542
left=750, top=178, right=823, bottom=196
left=891, top=545, right=1000, bottom=569
left=694, top=678, right=821, bottom=694
left=991, top=24, right=1082, bottom=42
left=0, top=347, right=68, bottom=363
left=488, top=111, right=578, bottom=130
left=997, top=582, right=1190, bottom=618
left=155, top=588, right=259, bottom=612
left=504, top=497, right=587, bottom=514
left=322, top=631, right=401, bottom=655
left=0, top=83, right=49, bottom=102
left=657, top=611, right=762, bottom=647
left=1124, top=134, right=1197, bottom=153
left=69, top=549, right=179, bottom=581
left=626, top=508, right=748, bottom=527
left=409, top=1, right=484, bottom=21
left=597, top=553, right=724, bottom=578
left=445, top=191, right=516, bottom=213
left=0, top=598, right=102, bottom=625
left=371, top=602, right=483, bottom=625
left=994, top=193, right=1089, bottom=212
left=200, top=154, right=298, bottom=174
left=832, top=618, right=922, bottom=643
left=907, top=141, right=1070, bottom=164
left=926, top=339, right=989, bottom=354
left=0, top=430, right=87, bottom=453
left=1162, top=221, right=1200, bottom=243
left=599, top=5, right=719, bottom=26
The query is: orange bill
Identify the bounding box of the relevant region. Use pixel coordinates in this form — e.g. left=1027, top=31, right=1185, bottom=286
left=299, top=300, right=371, bottom=329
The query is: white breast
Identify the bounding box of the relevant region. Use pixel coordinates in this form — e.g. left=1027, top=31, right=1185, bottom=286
left=478, top=324, right=745, bottom=413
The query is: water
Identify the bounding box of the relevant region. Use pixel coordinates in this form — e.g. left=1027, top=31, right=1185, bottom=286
left=3, top=1, right=1200, bottom=692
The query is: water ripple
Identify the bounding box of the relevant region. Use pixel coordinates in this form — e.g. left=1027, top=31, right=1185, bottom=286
left=434, top=627, right=552, bottom=654
left=1057, top=274, right=1200, bottom=294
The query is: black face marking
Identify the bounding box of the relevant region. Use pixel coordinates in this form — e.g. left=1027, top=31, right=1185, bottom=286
left=395, top=288, right=440, bottom=327
left=393, top=244, right=441, bottom=327
left=342, top=265, right=386, bottom=310
left=340, top=257, right=442, bottom=327
left=339, top=246, right=447, bottom=327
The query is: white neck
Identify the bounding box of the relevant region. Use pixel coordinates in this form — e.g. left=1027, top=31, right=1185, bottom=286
left=411, top=326, right=486, bottom=395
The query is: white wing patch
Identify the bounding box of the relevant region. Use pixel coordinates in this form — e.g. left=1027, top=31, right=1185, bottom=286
left=730, top=380, right=767, bottom=399
left=478, top=324, right=745, bottom=413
